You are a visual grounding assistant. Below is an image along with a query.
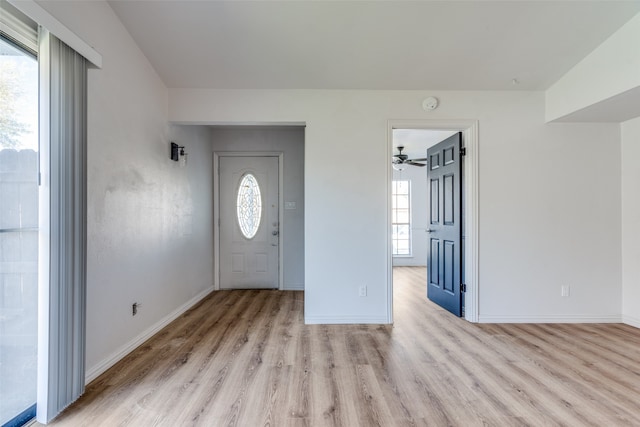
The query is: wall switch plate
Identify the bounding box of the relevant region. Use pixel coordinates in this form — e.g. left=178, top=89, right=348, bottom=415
left=359, top=285, right=367, bottom=297
left=561, top=286, right=570, bottom=297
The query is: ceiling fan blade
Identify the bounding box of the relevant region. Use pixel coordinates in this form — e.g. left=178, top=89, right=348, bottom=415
left=407, top=161, right=427, bottom=167
left=408, top=157, right=428, bottom=162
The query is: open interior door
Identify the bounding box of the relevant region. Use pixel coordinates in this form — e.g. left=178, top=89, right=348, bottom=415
left=426, top=133, right=462, bottom=316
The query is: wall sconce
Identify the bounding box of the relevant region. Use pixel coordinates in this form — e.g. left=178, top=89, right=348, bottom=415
left=170, top=142, right=187, bottom=166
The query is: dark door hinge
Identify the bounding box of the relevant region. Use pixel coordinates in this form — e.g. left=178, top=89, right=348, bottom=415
left=461, top=283, right=467, bottom=292
left=460, top=147, right=466, bottom=156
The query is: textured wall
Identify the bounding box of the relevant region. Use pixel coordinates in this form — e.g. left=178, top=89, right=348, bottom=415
left=37, top=1, right=214, bottom=377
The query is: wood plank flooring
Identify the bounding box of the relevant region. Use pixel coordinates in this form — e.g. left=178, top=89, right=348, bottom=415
left=41, top=267, right=640, bottom=426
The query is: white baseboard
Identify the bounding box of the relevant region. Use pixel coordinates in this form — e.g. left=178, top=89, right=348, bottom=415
left=392, top=261, right=427, bottom=267
left=478, top=314, right=623, bottom=323
left=305, top=315, right=390, bottom=325
left=623, top=314, right=640, bottom=329
left=284, top=284, right=304, bottom=291
left=85, top=286, right=214, bottom=384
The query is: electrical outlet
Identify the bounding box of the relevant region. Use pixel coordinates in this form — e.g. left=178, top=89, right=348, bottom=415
left=132, top=302, right=139, bottom=316
left=359, top=285, right=367, bottom=297
left=561, top=286, right=570, bottom=297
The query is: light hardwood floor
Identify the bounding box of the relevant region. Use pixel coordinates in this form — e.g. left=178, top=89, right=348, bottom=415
left=42, top=267, right=640, bottom=426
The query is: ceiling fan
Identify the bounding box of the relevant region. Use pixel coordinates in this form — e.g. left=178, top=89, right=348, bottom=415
left=393, top=146, right=427, bottom=168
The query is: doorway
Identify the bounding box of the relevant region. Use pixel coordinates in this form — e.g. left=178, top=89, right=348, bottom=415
left=211, top=124, right=306, bottom=292
left=219, top=155, right=280, bottom=289
left=387, top=120, right=479, bottom=323
left=214, top=152, right=284, bottom=290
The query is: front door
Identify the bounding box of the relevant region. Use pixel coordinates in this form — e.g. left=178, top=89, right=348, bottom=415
left=219, top=156, right=279, bottom=289
left=427, top=133, right=462, bottom=316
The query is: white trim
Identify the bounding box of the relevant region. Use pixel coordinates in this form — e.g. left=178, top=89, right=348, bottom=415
left=213, top=153, right=220, bottom=289
left=84, top=286, right=214, bottom=384
left=7, top=0, right=102, bottom=68
left=623, top=315, right=640, bottom=329
left=387, top=119, right=480, bottom=324
left=172, top=121, right=306, bottom=127
left=305, top=315, right=389, bottom=325
left=478, top=314, right=622, bottom=324
left=278, top=154, right=284, bottom=291
left=285, top=284, right=305, bottom=291
left=213, top=151, right=285, bottom=291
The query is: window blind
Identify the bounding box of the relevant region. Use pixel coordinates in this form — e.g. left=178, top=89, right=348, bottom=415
left=37, top=28, right=88, bottom=424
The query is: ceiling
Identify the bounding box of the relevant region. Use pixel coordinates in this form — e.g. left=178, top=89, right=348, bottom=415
left=393, top=129, right=456, bottom=159
left=108, top=1, right=640, bottom=91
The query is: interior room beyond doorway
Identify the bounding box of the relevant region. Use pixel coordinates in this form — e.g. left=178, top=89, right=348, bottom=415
left=388, top=120, right=479, bottom=323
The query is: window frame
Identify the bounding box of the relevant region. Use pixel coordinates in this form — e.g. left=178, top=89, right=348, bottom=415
left=391, top=179, right=412, bottom=257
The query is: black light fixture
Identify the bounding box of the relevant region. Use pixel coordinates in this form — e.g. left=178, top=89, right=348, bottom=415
left=170, top=142, right=187, bottom=166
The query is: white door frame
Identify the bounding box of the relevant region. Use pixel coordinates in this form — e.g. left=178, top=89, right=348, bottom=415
left=213, top=151, right=285, bottom=291
left=387, top=119, right=479, bottom=323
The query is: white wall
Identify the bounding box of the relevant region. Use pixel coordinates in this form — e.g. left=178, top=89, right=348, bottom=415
left=546, top=12, right=640, bottom=123
left=170, top=89, right=622, bottom=323
left=211, top=127, right=305, bottom=290
left=392, top=166, right=427, bottom=267
left=36, top=1, right=629, bottom=337
left=36, top=1, right=214, bottom=380
left=622, top=116, right=640, bottom=328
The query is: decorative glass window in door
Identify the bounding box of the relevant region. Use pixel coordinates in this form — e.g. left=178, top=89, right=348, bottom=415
left=236, top=173, right=262, bottom=239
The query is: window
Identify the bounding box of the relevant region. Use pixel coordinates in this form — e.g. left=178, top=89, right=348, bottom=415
left=0, top=35, right=39, bottom=427
left=237, top=173, right=262, bottom=239
left=2, top=3, right=93, bottom=423
left=392, top=180, right=411, bottom=256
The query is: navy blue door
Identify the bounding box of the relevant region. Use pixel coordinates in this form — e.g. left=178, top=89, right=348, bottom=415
left=427, top=133, right=462, bottom=316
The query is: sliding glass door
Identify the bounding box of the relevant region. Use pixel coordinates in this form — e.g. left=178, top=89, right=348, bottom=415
left=0, top=35, right=39, bottom=427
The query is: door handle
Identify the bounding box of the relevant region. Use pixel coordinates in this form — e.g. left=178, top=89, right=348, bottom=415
left=426, top=229, right=434, bottom=233
left=272, top=230, right=279, bottom=236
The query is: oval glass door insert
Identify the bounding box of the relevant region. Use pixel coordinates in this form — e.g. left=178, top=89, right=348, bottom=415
left=236, top=173, right=262, bottom=239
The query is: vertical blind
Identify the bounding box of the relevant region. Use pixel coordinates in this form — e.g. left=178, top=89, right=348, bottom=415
left=37, top=28, right=87, bottom=424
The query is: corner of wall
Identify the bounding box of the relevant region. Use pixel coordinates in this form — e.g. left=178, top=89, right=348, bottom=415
left=621, top=116, right=640, bottom=328
left=545, top=13, right=640, bottom=123
left=85, top=287, right=213, bottom=383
